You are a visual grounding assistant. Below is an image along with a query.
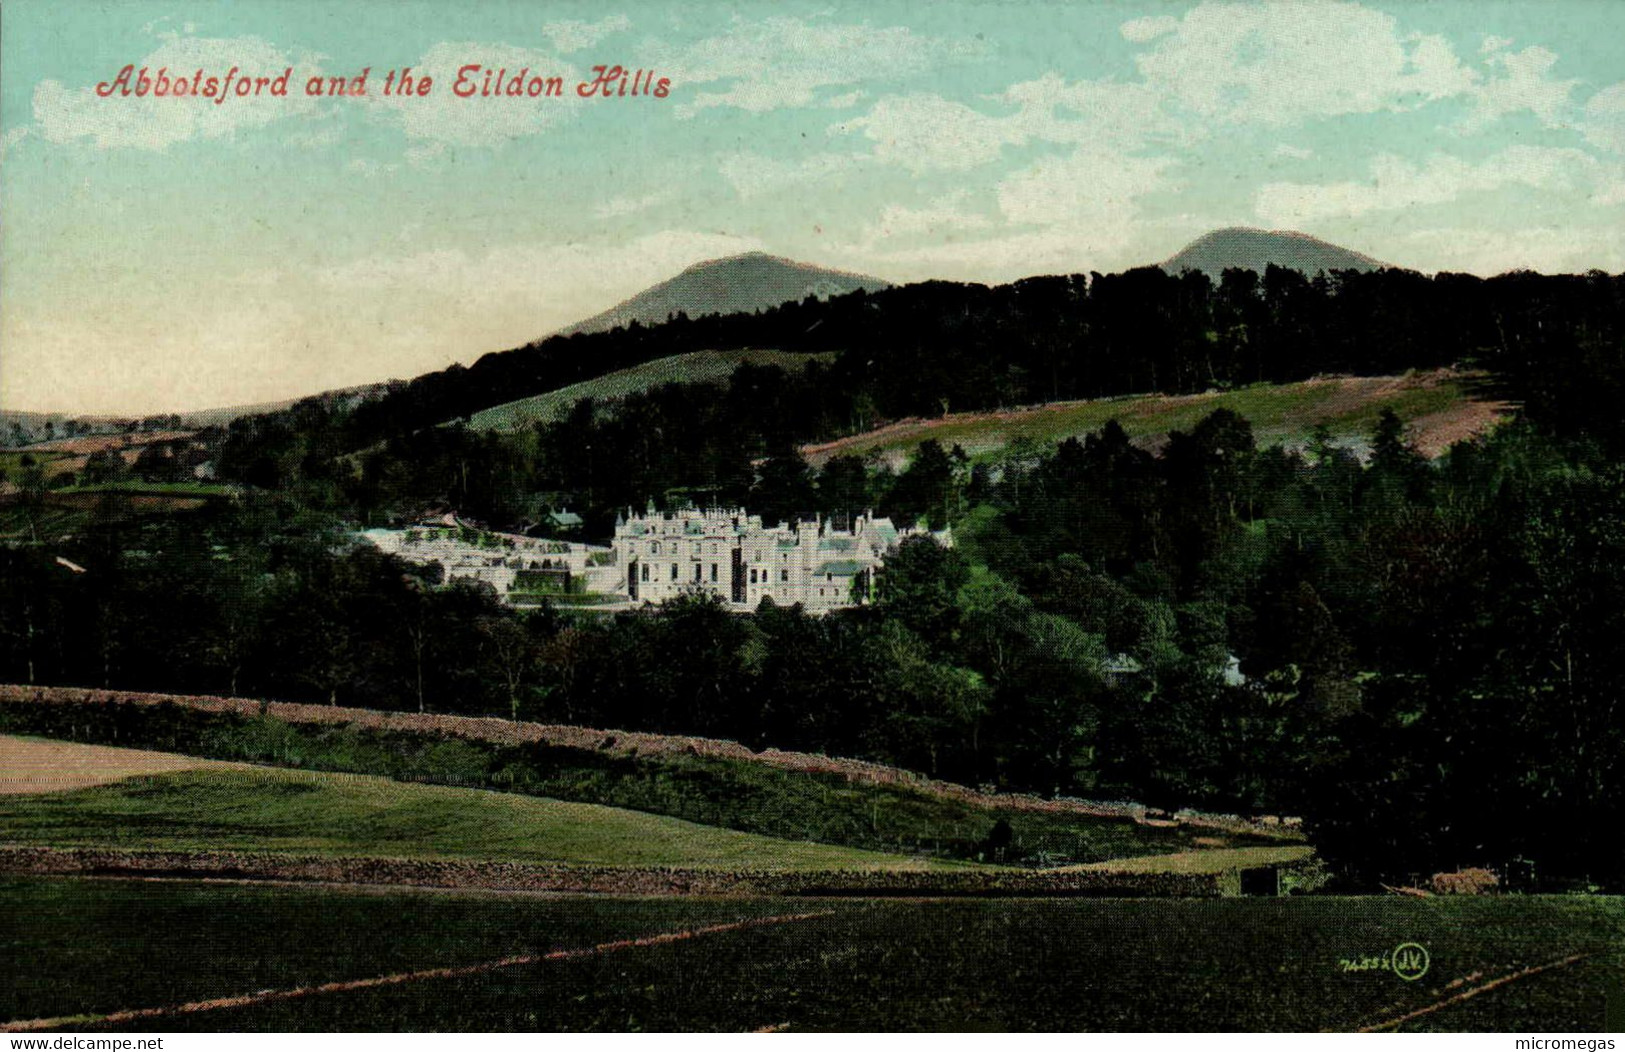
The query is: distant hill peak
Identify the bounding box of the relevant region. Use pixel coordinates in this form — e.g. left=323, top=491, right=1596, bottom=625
left=1161, top=227, right=1386, bottom=278
left=558, top=253, right=890, bottom=337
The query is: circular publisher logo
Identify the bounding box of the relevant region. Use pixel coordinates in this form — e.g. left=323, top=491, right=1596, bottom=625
left=1392, top=943, right=1430, bottom=982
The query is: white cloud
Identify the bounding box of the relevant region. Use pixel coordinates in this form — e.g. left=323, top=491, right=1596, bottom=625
left=718, top=151, right=867, bottom=198
left=282, top=113, right=344, bottom=149
left=997, top=149, right=1176, bottom=232
left=0, top=126, right=29, bottom=160
left=837, top=146, right=1176, bottom=281
left=856, top=191, right=993, bottom=246
left=1395, top=225, right=1625, bottom=275
left=839, top=94, right=1021, bottom=171
left=663, top=16, right=977, bottom=116
left=1462, top=41, right=1576, bottom=130
left=839, top=74, right=1175, bottom=175
left=542, top=15, right=631, bottom=54
left=31, top=35, right=321, bottom=150
left=1120, top=15, right=1178, bottom=44
left=344, top=157, right=396, bottom=178
left=1255, top=146, right=1598, bottom=224
left=1128, top=1, right=1475, bottom=126
left=1273, top=143, right=1314, bottom=160
left=594, top=188, right=681, bottom=218
left=834, top=71, right=1180, bottom=272
left=998, top=73, right=1181, bottom=148
left=404, top=140, right=448, bottom=166
left=1582, top=83, right=1625, bottom=154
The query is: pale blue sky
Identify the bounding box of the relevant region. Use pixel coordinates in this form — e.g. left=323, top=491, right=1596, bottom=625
left=4, top=0, right=1624, bottom=413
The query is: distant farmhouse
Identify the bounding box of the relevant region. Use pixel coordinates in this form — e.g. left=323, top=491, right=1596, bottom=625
left=360, top=507, right=949, bottom=613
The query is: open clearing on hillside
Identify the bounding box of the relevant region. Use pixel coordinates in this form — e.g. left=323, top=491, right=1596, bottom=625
left=803, top=369, right=1510, bottom=466
left=4, top=876, right=1618, bottom=1031
left=469, top=349, right=836, bottom=431
left=1074, top=845, right=1316, bottom=875
left=0, top=735, right=243, bottom=794
left=0, top=756, right=969, bottom=873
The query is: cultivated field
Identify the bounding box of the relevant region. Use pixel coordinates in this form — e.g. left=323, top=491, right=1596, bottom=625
left=2, top=876, right=1618, bottom=1032
left=802, top=369, right=1509, bottom=466
left=468, top=349, right=836, bottom=431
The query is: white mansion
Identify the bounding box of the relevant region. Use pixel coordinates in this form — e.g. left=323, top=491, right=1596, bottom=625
left=360, top=507, right=948, bottom=613
left=614, top=506, right=949, bottom=613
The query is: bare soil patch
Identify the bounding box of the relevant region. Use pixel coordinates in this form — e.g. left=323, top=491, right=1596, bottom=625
left=0, top=735, right=244, bottom=795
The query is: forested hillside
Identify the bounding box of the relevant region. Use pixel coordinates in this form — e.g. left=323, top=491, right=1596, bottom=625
left=3, top=263, right=1623, bottom=888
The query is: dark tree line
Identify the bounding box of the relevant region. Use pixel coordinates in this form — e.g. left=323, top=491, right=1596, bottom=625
left=7, top=401, right=1624, bottom=887
left=204, top=265, right=1625, bottom=536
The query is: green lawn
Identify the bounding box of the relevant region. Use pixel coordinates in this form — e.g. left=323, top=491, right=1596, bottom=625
left=0, top=765, right=975, bottom=872
left=1076, top=844, right=1316, bottom=874
left=4, top=877, right=1618, bottom=1032
left=0, top=451, right=73, bottom=473
left=468, top=349, right=836, bottom=431
left=56, top=480, right=238, bottom=497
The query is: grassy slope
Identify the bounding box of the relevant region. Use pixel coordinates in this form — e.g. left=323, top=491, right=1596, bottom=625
left=0, top=765, right=974, bottom=872
left=1075, top=845, right=1315, bottom=874
left=6, top=876, right=1619, bottom=1032
left=804, top=370, right=1505, bottom=465
left=468, top=349, right=836, bottom=431
left=0, top=703, right=1236, bottom=866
